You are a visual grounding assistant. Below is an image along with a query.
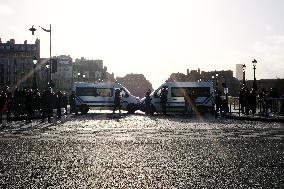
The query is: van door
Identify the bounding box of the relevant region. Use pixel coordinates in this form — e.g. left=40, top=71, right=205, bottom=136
left=168, top=87, right=186, bottom=113
left=152, top=86, right=169, bottom=113
left=119, top=88, right=129, bottom=110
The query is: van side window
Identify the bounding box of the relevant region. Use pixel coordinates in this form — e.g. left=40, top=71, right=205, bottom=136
left=97, top=88, right=112, bottom=97
left=171, top=87, right=210, bottom=97
left=120, top=89, right=128, bottom=98
left=76, top=87, right=95, bottom=96
left=154, top=86, right=168, bottom=98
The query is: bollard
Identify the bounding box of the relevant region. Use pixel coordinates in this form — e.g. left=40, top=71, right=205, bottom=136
left=60, top=108, right=65, bottom=122
left=1, top=112, right=7, bottom=127
left=53, top=109, right=57, bottom=124
left=66, top=105, right=70, bottom=119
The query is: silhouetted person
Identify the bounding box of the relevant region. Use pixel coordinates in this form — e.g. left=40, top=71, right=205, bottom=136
left=1, top=86, right=12, bottom=122
left=113, top=89, right=121, bottom=114
left=160, top=87, right=168, bottom=115
left=244, top=88, right=250, bottom=115
left=239, top=87, right=246, bottom=114
left=259, top=88, right=267, bottom=115
left=41, top=87, right=53, bottom=123
left=25, top=89, right=34, bottom=124
left=62, top=93, right=68, bottom=115
left=145, top=89, right=152, bottom=115
left=69, top=91, right=77, bottom=115
left=56, top=91, right=63, bottom=119
left=248, top=89, right=257, bottom=115
left=215, top=90, right=222, bottom=118
left=33, top=89, right=41, bottom=115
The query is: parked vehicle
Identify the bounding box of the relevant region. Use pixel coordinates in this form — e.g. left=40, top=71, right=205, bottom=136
left=73, top=82, right=140, bottom=114
left=140, top=81, right=214, bottom=114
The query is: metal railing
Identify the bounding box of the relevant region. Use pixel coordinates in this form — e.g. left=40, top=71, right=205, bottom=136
left=227, top=96, right=284, bottom=117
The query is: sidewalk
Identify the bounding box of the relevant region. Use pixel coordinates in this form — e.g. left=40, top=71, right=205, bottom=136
left=225, top=112, right=284, bottom=123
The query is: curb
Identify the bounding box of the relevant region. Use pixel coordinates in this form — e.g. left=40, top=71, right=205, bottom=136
left=225, top=115, right=284, bottom=123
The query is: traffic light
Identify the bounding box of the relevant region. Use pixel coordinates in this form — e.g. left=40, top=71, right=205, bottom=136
left=51, top=59, right=57, bottom=73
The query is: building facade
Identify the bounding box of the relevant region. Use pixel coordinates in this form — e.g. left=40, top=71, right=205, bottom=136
left=168, top=68, right=241, bottom=96
left=0, top=38, right=40, bottom=91
left=116, top=73, right=153, bottom=98
left=73, top=57, right=107, bottom=83
left=236, top=64, right=243, bottom=80
left=52, top=55, right=73, bottom=92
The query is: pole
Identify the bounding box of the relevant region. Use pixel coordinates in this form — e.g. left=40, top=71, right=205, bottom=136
left=243, top=70, right=245, bottom=85
left=49, top=24, right=52, bottom=83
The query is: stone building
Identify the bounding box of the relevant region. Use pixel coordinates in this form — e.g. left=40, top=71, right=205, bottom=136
left=0, top=38, right=40, bottom=91
left=52, top=55, right=73, bottom=92
left=73, top=57, right=107, bottom=83
left=116, top=73, right=153, bottom=98
left=168, top=68, right=241, bottom=96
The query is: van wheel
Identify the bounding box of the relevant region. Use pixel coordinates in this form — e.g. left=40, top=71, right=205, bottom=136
left=80, top=104, right=89, bottom=114
left=127, top=104, right=136, bottom=114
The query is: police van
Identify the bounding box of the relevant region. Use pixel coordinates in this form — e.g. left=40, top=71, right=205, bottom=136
left=73, top=82, right=140, bottom=114
left=140, top=81, right=214, bottom=114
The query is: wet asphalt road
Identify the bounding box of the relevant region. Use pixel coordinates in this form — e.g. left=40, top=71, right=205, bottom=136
left=0, top=112, right=284, bottom=188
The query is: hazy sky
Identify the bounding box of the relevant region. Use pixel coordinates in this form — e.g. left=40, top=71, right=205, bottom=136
left=1, top=0, right=284, bottom=88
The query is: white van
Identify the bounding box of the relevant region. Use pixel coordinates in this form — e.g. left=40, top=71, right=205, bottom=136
left=73, top=82, right=140, bottom=114
left=140, top=81, right=214, bottom=114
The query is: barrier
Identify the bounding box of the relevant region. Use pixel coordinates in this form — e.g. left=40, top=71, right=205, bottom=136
left=52, top=109, right=57, bottom=124
left=66, top=105, right=70, bottom=120
left=1, top=113, right=7, bottom=127
left=60, top=108, right=65, bottom=122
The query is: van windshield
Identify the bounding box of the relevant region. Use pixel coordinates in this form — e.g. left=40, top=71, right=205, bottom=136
left=76, top=87, right=95, bottom=96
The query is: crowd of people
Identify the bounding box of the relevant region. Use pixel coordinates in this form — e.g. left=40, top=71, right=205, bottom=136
left=0, top=86, right=76, bottom=124
left=238, top=87, right=284, bottom=116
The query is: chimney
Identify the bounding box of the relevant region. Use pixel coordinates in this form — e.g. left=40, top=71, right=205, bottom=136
left=187, top=69, right=189, bottom=75
left=0, top=38, right=2, bottom=43
left=198, top=68, right=200, bottom=74
left=24, top=40, right=27, bottom=44
left=10, top=39, right=15, bottom=44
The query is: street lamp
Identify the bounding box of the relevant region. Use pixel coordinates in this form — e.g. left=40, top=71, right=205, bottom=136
left=242, top=64, right=246, bottom=86
left=78, top=72, right=81, bottom=82
left=252, top=59, right=258, bottom=91
left=32, top=56, right=37, bottom=89
left=82, top=74, right=86, bottom=82
left=215, top=73, right=219, bottom=91
left=29, top=24, right=52, bottom=84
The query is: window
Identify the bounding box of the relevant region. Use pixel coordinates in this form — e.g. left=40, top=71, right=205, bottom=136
left=154, top=86, right=168, bottom=98
left=97, top=88, right=112, bottom=97
left=171, top=87, right=210, bottom=97
left=96, top=88, right=112, bottom=97
left=76, top=87, right=95, bottom=96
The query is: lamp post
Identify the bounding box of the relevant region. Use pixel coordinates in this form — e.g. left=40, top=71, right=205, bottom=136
left=215, top=73, right=219, bottom=92
left=32, top=56, right=37, bottom=89
left=242, top=64, right=246, bottom=86
left=82, top=74, right=86, bottom=82
left=29, top=24, right=52, bottom=84
left=46, top=65, right=50, bottom=85
left=252, top=59, right=258, bottom=91
left=78, top=72, right=81, bottom=82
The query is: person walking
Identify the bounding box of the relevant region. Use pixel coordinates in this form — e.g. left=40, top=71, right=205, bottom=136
left=215, top=90, right=222, bottom=118
left=145, top=89, right=152, bottom=115
left=25, top=89, right=34, bottom=124
left=56, top=91, right=63, bottom=119
left=113, top=89, right=122, bottom=114
left=41, top=87, right=52, bottom=123
left=69, top=91, right=77, bottom=115
left=160, top=87, right=168, bottom=115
